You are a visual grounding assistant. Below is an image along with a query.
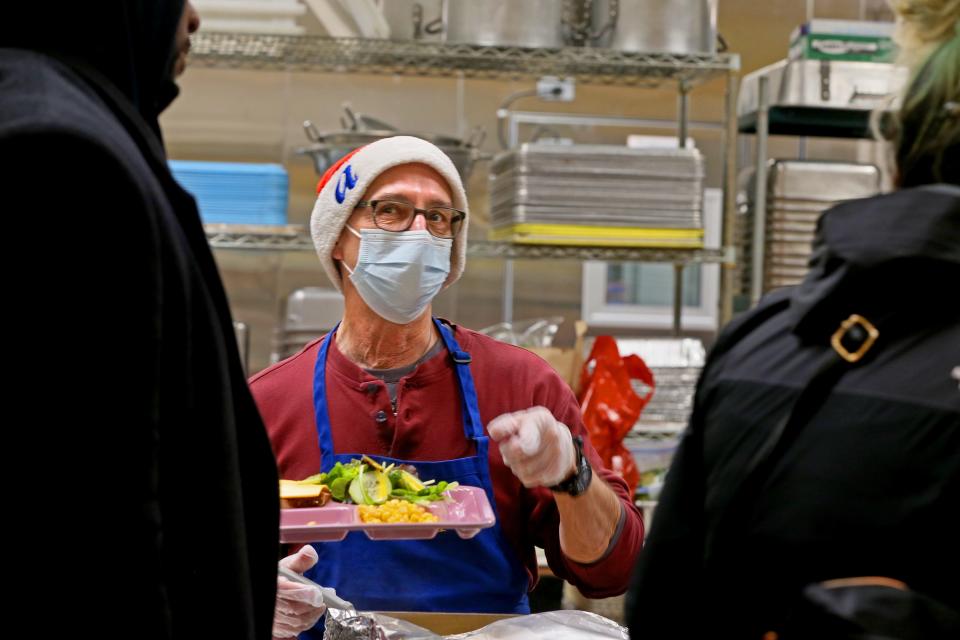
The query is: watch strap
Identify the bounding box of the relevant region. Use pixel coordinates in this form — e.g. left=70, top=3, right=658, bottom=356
left=550, top=435, right=592, bottom=496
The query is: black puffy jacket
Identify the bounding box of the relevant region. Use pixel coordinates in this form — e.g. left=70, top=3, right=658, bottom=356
left=1, top=3, right=279, bottom=638
left=627, top=185, right=960, bottom=638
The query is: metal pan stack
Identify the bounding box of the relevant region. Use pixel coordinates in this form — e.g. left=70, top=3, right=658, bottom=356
left=489, top=143, right=706, bottom=247
left=271, top=287, right=344, bottom=363
left=616, top=338, right=706, bottom=433
left=738, top=160, right=880, bottom=294
left=634, top=366, right=701, bottom=429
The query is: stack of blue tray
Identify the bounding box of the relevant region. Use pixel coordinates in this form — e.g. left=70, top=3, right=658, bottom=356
left=169, top=160, right=288, bottom=225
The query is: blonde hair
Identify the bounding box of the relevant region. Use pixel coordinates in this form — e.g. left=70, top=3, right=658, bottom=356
left=885, top=0, right=960, bottom=186
left=890, top=0, right=960, bottom=66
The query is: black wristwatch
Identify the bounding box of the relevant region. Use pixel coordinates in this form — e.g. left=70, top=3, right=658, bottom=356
left=549, top=435, right=592, bottom=497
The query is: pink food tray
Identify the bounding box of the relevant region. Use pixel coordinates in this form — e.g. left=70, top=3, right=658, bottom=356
left=280, top=486, right=496, bottom=543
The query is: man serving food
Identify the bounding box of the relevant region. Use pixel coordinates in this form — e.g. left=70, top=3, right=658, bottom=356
left=250, top=136, right=644, bottom=639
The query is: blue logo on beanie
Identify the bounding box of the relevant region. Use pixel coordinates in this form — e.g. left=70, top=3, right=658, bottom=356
left=334, top=165, right=359, bottom=204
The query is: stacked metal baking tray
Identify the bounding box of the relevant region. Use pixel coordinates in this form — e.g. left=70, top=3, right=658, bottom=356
left=489, top=143, right=706, bottom=247
left=739, top=160, right=881, bottom=294
left=616, top=338, right=706, bottom=433
left=634, top=366, right=701, bottom=428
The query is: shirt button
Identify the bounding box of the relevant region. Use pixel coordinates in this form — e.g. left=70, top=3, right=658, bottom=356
left=374, top=410, right=388, bottom=423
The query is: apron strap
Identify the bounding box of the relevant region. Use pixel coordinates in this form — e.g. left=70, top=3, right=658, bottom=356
left=431, top=318, right=496, bottom=505
left=432, top=318, right=486, bottom=445
left=313, top=323, right=340, bottom=471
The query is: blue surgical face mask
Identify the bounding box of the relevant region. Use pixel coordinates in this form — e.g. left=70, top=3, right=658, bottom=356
left=342, top=225, right=452, bottom=325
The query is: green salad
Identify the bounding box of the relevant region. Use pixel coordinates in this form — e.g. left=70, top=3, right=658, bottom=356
left=296, top=455, right=458, bottom=506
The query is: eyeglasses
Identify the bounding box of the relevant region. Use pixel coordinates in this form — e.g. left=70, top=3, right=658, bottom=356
left=356, top=200, right=466, bottom=239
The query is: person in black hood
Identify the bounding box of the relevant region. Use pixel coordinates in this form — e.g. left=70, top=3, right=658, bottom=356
left=0, top=3, right=279, bottom=639
left=625, top=1, right=960, bottom=638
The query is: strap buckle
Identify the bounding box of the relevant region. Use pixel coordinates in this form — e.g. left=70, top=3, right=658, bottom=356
left=450, top=350, right=472, bottom=364
left=830, top=314, right=879, bottom=363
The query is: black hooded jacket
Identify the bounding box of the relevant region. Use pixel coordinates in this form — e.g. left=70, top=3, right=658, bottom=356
left=0, top=3, right=279, bottom=638
left=626, top=185, right=960, bottom=638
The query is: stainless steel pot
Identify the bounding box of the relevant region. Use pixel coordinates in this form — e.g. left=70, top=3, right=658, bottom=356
left=444, top=0, right=580, bottom=48
left=380, top=0, right=444, bottom=41
left=591, top=0, right=718, bottom=54
left=298, top=107, right=485, bottom=181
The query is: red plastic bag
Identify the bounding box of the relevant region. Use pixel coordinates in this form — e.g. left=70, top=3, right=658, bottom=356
left=577, top=337, right=655, bottom=497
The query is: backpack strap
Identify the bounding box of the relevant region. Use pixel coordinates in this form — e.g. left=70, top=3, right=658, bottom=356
left=705, top=312, right=883, bottom=560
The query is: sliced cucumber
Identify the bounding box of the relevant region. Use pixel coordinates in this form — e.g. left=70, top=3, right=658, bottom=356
left=348, top=473, right=366, bottom=504
left=361, top=469, right=392, bottom=505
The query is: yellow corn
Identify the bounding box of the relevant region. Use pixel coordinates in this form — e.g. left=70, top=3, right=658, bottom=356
left=357, top=499, right=439, bottom=524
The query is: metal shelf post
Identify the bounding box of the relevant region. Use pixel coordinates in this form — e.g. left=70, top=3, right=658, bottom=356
left=750, top=76, right=770, bottom=305
left=719, top=69, right=740, bottom=326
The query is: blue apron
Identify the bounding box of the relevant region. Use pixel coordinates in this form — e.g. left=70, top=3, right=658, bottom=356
left=302, top=318, right=529, bottom=636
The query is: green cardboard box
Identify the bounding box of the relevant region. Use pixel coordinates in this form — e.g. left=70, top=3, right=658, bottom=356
left=789, top=19, right=896, bottom=63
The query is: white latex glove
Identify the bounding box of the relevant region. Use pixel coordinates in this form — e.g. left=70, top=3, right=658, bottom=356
left=273, top=546, right=326, bottom=640
left=488, top=406, right=577, bottom=488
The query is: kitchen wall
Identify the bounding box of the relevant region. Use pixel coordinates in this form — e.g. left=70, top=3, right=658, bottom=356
left=161, top=0, right=896, bottom=373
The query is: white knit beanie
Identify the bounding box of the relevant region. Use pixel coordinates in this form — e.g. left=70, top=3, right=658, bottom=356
left=310, top=135, right=469, bottom=292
